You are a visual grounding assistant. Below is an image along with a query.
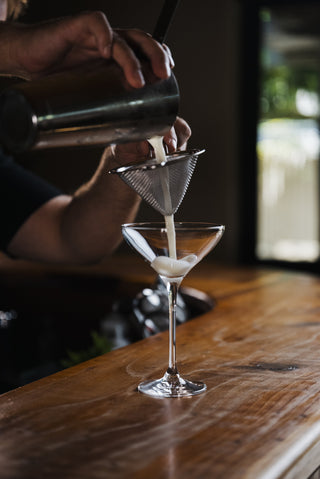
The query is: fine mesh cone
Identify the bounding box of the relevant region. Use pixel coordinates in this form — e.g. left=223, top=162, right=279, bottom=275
left=110, top=149, right=204, bottom=216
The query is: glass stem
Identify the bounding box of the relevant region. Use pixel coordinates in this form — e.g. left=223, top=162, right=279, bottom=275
left=167, top=280, right=179, bottom=375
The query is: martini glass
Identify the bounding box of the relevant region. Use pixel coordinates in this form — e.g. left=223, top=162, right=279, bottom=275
left=122, top=222, right=225, bottom=398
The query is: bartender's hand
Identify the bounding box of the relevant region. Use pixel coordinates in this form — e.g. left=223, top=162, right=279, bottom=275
left=109, top=117, right=192, bottom=165
left=164, top=116, right=191, bottom=153
left=0, top=10, right=173, bottom=87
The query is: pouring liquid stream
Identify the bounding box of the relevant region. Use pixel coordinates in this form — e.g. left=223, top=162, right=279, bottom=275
left=148, top=136, right=177, bottom=260
left=147, top=137, right=198, bottom=278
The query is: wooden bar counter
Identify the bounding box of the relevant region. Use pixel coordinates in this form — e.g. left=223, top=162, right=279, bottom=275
left=1, top=257, right=320, bottom=479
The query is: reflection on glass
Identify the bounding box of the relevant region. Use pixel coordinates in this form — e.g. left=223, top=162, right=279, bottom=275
left=257, top=5, right=320, bottom=262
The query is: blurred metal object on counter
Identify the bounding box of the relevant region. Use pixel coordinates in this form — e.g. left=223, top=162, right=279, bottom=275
left=0, top=309, right=17, bottom=329
left=101, top=279, right=214, bottom=349
left=132, top=277, right=189, bottom=337
left=0, top=59, right=179, bottom=153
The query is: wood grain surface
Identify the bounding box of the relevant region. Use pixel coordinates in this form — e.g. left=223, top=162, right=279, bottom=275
left=1, top=257, right=320, bottom=479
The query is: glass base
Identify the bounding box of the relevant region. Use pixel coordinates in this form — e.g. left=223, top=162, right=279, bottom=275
left=138, top=370, right=207, bottom=398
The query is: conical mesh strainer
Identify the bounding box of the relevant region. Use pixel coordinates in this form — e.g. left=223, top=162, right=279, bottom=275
left=109, top=149, right=204, bottom=216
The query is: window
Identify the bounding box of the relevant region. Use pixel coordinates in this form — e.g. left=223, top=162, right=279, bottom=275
left=257, top=5, right=320, bottom=264
left=242, top=1, right=320, bottom=270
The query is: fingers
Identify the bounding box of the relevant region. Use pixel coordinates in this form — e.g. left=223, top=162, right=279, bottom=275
left=163, top=127, right=177, bottom=153
left=63, top=13, right=146, bottom=88
left=110, top=139, right=151, bottom=167
left=91, top=12, right=113, bottom=58
left=175, top=117, right=192, bottom=150
left=60, top=14, right=174, bottom=89
left=131, top=140, right=150, bottom=158
left=111, top=33, right=145, bottom=88
left=162, top=43, right=175, bottom=69
left=115, top=29, right=172, bottom=83
left=163, top=117, right=192, bottom=153
left=73, top=11, right=114, bottom=57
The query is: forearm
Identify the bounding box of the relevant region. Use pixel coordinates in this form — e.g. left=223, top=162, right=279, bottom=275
left=7, top=146, right=140, bottom=264
left=59, top=146, right=141, bottom=263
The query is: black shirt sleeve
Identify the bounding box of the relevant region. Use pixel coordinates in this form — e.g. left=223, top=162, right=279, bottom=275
left=0, top=148, right=61, bottom=250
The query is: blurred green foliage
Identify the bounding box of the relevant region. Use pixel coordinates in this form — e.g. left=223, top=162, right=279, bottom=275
left=260, top=66, right=319, bottom=119
left=61, top=330, right=112, bottom=369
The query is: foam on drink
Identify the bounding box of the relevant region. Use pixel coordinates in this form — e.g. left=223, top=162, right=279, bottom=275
left=151, top=254, right=197, bottom=277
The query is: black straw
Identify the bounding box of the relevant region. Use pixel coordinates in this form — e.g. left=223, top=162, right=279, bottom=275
left=153, top=0, right=181, bottom=44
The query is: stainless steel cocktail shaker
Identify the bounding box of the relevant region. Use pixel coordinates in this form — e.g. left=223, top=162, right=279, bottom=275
left=0, top=59, right=179, bottom=153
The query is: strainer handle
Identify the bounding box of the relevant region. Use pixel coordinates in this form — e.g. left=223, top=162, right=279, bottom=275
left=153, top=0, right=181, bottom=44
